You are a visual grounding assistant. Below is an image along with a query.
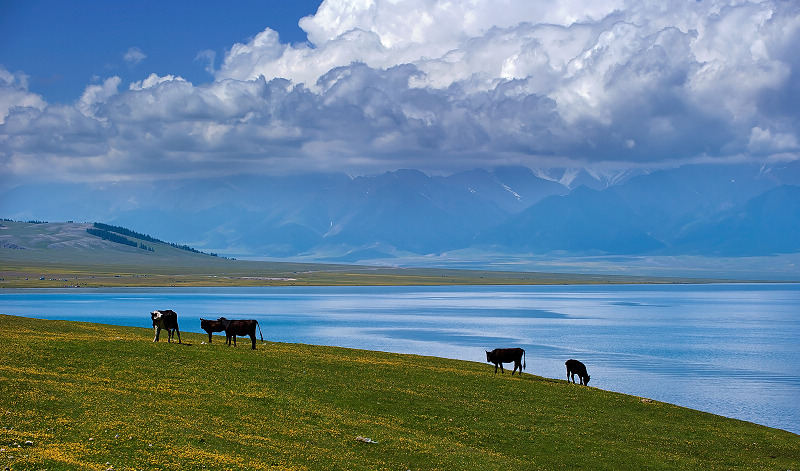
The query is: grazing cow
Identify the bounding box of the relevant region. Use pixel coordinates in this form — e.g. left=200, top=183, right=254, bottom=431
left=151, top=310, right=181, bottom=344
left=200, top=318, right=225, bottom=343
left=485, top=348, right=526, bottom=375
left=565, top=359, right=590, bottom=385
left=217, top=317, right=264, bottom=350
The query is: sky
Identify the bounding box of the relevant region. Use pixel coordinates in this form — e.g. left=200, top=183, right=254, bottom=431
left=1, top=0, right=799, bottom=188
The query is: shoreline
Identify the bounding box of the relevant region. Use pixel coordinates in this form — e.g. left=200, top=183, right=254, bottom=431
left=0, top=262, right=761, bottom=289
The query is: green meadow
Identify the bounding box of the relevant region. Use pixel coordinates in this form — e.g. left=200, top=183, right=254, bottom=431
left=1, top=315, right=797, bottom=470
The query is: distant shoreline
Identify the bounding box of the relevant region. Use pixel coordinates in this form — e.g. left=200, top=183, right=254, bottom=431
left=0, top=257, right=759, bottom=289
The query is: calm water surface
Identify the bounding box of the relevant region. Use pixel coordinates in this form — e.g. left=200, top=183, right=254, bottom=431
left=2, top=284, right=798, bottom=434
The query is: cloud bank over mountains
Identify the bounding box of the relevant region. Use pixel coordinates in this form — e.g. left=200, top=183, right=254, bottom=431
left=2, top=0, right=799, bottom=186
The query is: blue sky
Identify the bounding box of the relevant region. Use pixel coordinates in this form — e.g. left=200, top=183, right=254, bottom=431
left=0, top=0, right=321, bottom=103
left=1, top=0, right=799, bottom=187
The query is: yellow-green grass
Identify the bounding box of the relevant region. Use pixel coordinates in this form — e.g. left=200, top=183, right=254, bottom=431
left=1, top=260, right=707, bottom=288
left=1, top=315, right=797, bottom=470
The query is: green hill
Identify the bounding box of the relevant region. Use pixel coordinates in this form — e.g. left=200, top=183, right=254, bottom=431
left=1, top=315, right=797, bottom=470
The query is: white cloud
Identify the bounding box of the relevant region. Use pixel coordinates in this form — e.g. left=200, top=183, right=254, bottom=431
left=129, top=73, right=186, bottom=90
left=749, top=126, right=799, bottom=154
left=2, top=0, right=800, bottom=183
left=123, top=47, right=147, bottom=66
left=196, top=49, right=217, bottom=75
left=77, top=76, right=121, bottom=118
left=0, top=67, right=47, bottom=124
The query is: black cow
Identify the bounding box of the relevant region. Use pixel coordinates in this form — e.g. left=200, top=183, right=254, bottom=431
left=217, top=317, right=264, bottom=350
left=151, top=310, right=181, bottom=344
left=485, top=348, right=526, bottom=375
left=565, top=359, right=590, bottom=385
left=200, top=318, right=225, bottom=343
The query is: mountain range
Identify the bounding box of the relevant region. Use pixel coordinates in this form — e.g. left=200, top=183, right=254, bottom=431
left=2, top=161, right=799, bottom=265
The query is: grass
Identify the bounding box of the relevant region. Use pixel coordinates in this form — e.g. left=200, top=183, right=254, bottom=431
left=1, top=315, right=798, bottom=470
left=1, top=260, right=707, bottom=288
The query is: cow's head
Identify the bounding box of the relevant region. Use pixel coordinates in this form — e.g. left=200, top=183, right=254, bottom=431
left=151, top=310, right=162, bottom=321
left=485, top=351, right=492, bottom=362
left=584, top=375, right=590, bottom=385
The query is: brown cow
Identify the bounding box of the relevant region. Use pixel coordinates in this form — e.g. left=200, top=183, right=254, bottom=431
left=151, top=310, right=181, bottom=344
left=200, top=318, right=225, bottom=343
left=485, top=348, right=526, bottom=375
left=217, top=317, right=264, bottom=350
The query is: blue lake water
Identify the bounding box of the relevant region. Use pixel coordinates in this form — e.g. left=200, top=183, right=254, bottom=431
left=1, top=283, right=798, bottom=435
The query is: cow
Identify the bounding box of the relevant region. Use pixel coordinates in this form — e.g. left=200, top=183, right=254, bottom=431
left=485, top=348, right=526, bottom=375
left=565, top=359, right=590, bottom=385
left=217, top=317, right=264, bottom=350
left=200, top=318, right=225, bottom=343
left=151, top=310, right=181, bottom=344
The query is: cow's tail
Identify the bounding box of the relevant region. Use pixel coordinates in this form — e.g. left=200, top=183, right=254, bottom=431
left=523, top=349, right=526, bottom=370
left=256, top=321, right=264, bottom=342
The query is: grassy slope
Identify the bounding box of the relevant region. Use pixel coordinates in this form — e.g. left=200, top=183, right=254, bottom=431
left=1, top=315, right=797, bottom=470
left=1, top=221, right=737, bottom=287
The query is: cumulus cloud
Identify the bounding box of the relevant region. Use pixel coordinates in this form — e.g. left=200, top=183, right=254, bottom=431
left=129, top=73, right=186, bottom=91
left=0, top=68, right=47, bottom=124
left=77, top=76, right=121, bottom=118
left=2, top=0, right=800, bottom=184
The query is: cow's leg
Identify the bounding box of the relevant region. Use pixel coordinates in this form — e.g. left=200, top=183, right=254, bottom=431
left=176, top=328, right=181, bottom=344
left=499, top=363, right=504, bottom=374
left=207, top=332, right=212, bottom=343
left=153, top=326, right=160, bottom=342
left=250, top=333, right=256, bottom=350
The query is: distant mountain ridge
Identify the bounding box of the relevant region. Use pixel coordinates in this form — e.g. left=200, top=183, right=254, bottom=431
left=1, top=161, right=799, bottom=261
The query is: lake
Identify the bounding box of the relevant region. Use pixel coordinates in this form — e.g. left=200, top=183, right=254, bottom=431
left=2, top=283, right=798, bottom=435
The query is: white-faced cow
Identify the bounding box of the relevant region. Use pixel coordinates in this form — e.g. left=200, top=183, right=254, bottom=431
left=565, top=359, right=590, bottom=385
left=485, top=348, right=526, bottom=375
left=217, top=317, right=263, bottom=350
left=200, top=318, right=225, bottom=343
left=151, top=310, right=181, bottom=344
